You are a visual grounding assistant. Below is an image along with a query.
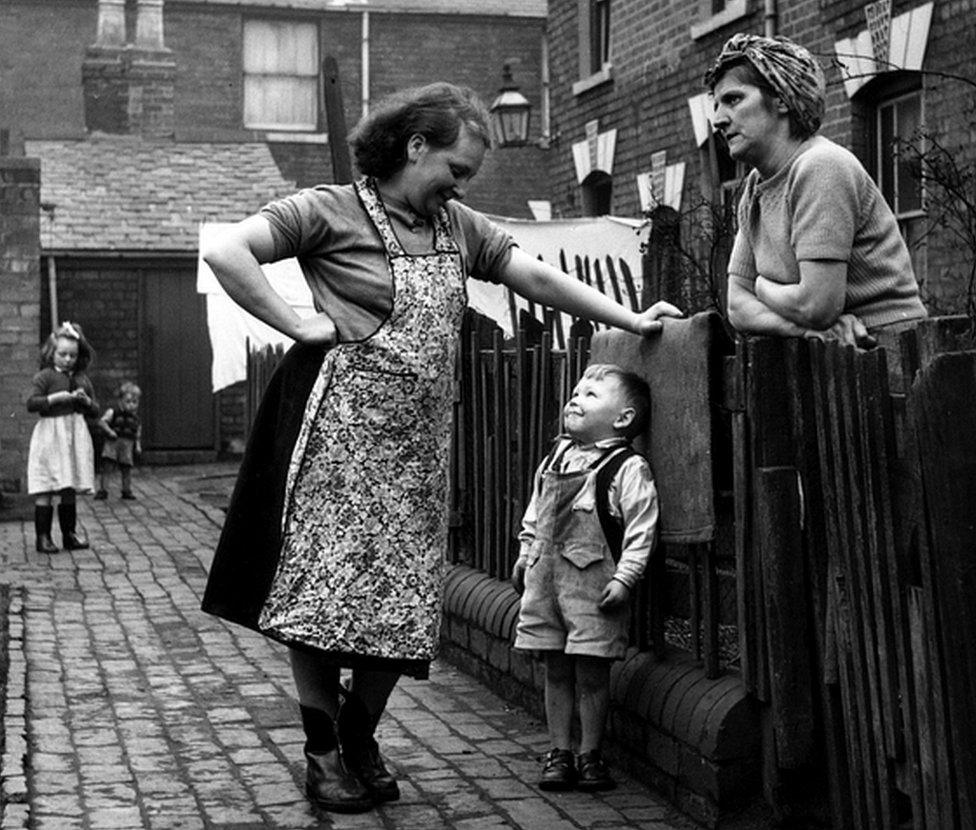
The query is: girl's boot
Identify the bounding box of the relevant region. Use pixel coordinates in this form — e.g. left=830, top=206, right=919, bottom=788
left=336, top=690, right=400, bottom=802
left=34, top=505, right=59, bottom=553
left=58, top=503, right=89, bottom=550
left=300, top=705, right=373, bottom=813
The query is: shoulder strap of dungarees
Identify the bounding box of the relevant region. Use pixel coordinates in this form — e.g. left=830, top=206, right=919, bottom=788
left=594, top=445, right=637, bottom=563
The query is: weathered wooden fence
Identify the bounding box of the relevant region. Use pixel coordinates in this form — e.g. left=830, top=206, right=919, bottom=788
left=731, top=319, right=976, bottom=828
left=244, top=338, right=284, bottom=435
left=446, top=252, right=736, bottom=666
left=242, top=263, right=976, bottom=826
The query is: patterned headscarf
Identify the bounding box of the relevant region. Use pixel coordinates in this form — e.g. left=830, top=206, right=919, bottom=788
left=704, top=33, right=826, bottom=137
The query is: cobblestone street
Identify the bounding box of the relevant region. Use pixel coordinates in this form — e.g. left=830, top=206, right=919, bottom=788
left=0, top=463, right=697, bottom=830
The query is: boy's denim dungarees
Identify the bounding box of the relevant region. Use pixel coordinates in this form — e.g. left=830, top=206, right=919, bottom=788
left=515, top=447, right=629, bottom=659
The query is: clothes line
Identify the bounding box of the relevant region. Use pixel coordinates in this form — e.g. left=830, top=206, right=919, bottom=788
left=197, top=216, right=648, bottom=392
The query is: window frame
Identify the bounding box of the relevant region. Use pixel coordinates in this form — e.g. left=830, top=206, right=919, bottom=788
left=690, top=0, right=748, bottom=41
left=572, top=0, right=613, bottom=96
left=867, top=82, right=927, bottom=282
left=242, top=18, right=320, bottom=132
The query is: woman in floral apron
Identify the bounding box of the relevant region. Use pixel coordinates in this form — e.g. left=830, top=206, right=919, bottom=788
left=200, top=82, right=681, bottom=814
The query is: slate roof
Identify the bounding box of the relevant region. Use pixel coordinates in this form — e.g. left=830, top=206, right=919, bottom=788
left=172, top=0, right=546, bottom=17
left=25, top=136, right=297, bottom=253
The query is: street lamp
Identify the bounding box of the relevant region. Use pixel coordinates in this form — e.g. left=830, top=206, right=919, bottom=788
left=489, top=63, right=531, bottom=148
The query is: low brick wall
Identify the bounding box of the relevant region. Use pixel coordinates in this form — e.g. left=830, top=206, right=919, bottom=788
left=440, top=563, right=761, bottom=828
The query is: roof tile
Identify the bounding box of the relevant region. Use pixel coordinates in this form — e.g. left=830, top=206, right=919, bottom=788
left=25, top=136, right=297, bottom=253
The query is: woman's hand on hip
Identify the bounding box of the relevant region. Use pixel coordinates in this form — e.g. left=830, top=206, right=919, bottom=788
left=633, top=301, right=684, bottom=336
left=294, top=313, right=338, bottom=346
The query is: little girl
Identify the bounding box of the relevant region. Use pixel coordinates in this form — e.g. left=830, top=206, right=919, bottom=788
left=95, top=381, right=142, bottom=500
left=26, top=322, right=99, bottom=553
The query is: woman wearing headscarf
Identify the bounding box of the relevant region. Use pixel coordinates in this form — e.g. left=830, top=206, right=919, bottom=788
left=200, top=82, right=681, bottom=814
left=705, top=34, right=926, bottom=346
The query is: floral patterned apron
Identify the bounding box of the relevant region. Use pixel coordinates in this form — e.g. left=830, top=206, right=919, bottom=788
left=257, top=178, right=467, bottom=664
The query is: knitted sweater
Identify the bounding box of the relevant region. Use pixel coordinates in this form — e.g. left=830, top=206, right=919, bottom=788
left=728, top=135, right=927, bottom=330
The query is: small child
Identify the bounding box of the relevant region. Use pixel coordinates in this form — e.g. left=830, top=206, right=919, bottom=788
left=512, top=363, right=659, bottom=792
left=95, top=381, right=143, bottom=500
left=26, top=322, right=99, bottom=553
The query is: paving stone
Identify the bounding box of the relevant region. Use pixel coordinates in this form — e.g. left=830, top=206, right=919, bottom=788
left=0, top=463, right=696, bottom=830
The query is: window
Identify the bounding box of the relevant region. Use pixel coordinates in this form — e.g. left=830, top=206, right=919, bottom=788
left=243, top=20, right=318, bottom=131
left=589, top=0, right=611, bottom=76
left=573, top=0, right=612, bottom=95
left=690, top=0, right=748, bottom=40
left=581, top=171, right=612, bottom=216
left=715, top=139, right=744, bottom=211
left=874, top=89, right=926, bottom=281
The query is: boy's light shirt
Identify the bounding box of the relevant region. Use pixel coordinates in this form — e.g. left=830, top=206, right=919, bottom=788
left=517, top=436, right=659, bottom=589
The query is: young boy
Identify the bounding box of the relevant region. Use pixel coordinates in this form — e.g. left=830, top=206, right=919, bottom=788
left=512, top=363, right=659, bottom=792
left=95, top=381, right=142, bottom=500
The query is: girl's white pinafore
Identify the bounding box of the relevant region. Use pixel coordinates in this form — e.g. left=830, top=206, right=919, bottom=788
left=257, top=179, right=467, bottom=662
left=27, top=414, right=95, bottom=494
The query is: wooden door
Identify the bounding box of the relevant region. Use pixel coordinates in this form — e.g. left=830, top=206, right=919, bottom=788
left=141, top=266, right=215, bottom=451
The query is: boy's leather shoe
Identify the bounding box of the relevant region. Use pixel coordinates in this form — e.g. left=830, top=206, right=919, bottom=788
left=576, top=749, right=616, bottom=791
left=94, top=489, right=108, bottom=500
left=305, top=749, right=374, bottom=813
left=538, top=748, right=576, bottom=790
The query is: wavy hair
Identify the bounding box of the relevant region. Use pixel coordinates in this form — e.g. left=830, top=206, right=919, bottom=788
left=40, top=321, right=95, bottom=371
left=349, top=82, right=491, bottom=179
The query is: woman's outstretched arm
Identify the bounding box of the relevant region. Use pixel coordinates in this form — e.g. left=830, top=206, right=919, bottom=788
left=498, top=247, right=683, bottom=335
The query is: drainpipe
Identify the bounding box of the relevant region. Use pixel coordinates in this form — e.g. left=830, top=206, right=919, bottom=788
left=47, top=256, right=59, bottom=333
left=361, top=11, right=370, bottom=118
left=540, top=33, right=551, bottom=146
left=764, top=0, right=778, bottom=37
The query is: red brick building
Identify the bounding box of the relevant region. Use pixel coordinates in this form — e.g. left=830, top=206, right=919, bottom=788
left=544, top=0, right=976, bottom=315
left=0, top=0, right=549, bottom=465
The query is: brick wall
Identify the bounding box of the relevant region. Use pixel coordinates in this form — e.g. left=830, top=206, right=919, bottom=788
left=43, top=262, right=141, bottom=415
left=440, top=564, right=761, bottom=828
left=0, top=1, right=90, bottom=141
left=4, top=2, right=549, bottom=219
left=0, top=156, right=42, bottom=493
left=82, top=46, right=177, bottom=138
left=546, top=0, right=976, bottom=310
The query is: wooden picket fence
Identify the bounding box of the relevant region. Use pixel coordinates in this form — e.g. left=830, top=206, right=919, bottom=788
left=242, top=260, right=976, bottom=826
left=731, top=319, right=976, bottom=828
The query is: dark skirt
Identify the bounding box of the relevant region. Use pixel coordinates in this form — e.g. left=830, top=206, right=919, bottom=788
left=200, top=340, right=430, bottom=679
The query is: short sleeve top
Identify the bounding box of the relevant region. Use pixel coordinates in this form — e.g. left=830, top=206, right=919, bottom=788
left=727, top=136, right=927, bottom=329
left=259, top=182, right=517, bottom=342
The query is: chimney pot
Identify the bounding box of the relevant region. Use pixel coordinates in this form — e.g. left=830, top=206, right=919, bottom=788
left=95, top=0, right=126, bottom=47
left=135, top=0, right=166, bottom=50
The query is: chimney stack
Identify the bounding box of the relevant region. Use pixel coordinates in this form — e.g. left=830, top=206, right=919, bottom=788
left=82, top=0, right=176, bottom=139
